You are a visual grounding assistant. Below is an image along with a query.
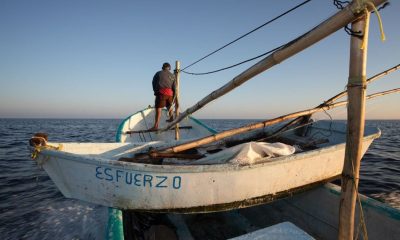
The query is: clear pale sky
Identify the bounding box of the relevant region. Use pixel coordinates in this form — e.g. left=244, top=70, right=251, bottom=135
left=0, top=0, right=399, bottom=119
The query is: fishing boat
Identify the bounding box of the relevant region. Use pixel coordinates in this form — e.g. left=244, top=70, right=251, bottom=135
left=29, top=107, right=380, bottom=212
left=29, top=0, right=400, bottom=238
left=114, top=110, right=399, bottom=240
left=28, top=107, right=400, bottom=240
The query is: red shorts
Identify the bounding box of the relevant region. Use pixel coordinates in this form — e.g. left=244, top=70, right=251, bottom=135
left=155, top=94, right=173, bottom=108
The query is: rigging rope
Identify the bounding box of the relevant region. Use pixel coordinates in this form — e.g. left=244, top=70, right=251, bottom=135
left=350, top=160, right=369, bottom=240
left=182, top=1, right=388, bottom=76
left=333, top=0, right=389, bottom=41
left=182, top=22, right=318, bottom=76
left=181, top=45, right=283, bottom=75
left=364, top=1, right=386, bottom=42
left=30, top=138, right=63, bottom=160
left=333, top=0, right=350, bottom=9
left=181, top=0, right=313, bottom=71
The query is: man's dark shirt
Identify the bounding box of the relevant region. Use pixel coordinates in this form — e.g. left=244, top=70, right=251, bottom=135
left=152, top=70, right=176, bottom=95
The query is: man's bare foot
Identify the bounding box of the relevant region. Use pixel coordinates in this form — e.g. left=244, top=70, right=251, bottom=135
left=148, top=127, right=158, bottom=131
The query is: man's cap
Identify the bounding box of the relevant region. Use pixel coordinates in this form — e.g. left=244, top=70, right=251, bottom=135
left=162, top=62, right=171, bottom=70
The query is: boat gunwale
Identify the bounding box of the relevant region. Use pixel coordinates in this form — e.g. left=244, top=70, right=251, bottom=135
left=325, top=183, right=400, bottom=220
left=115, top=107, right=217, bottom=142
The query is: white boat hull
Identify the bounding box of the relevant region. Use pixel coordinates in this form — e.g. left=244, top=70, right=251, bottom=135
left=34, top=119, right=380, bottom=212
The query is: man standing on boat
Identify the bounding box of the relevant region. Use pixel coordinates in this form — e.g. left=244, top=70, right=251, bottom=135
left=150, top=62, right=178, bottom=130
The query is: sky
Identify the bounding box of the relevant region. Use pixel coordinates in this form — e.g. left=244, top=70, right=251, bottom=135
left=0, top=0, right=399, bottom=119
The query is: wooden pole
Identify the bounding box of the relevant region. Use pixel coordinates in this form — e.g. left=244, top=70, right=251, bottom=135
left=163, top=0, right=387, bottom=131
left=175, top=61, right=181, bottom=140
left=366, top=88, right=400, bottom=99
left=338, top=10, right=370, bottom=240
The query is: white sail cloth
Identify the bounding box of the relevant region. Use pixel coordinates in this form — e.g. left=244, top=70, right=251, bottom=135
left=191, top=142, right=295, bottom=165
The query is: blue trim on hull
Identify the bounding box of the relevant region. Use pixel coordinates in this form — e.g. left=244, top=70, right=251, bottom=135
left=326, top=184, right=400, bottom=220
left=190, top=116, right=218, bottom=134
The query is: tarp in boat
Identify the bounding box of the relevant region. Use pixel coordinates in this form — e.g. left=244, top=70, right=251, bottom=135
left=187, top=142, right=295, bottom=165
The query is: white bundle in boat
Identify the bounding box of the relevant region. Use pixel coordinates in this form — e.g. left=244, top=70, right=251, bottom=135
left=191, top=142, right=295, bottom=165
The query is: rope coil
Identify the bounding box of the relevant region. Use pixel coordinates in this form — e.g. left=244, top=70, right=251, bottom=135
left=352, top=0, right=386, bottom=42
left=30, top=134, right=63, bottom=160
left=333, top=0, right=387, bottom=43
left=365, top=1, right=386, bottom=42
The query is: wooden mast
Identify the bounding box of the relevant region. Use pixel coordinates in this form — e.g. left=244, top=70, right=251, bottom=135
left=338, top=9, right=370, bottom=240
left=174, top=61, right=181, bottom=140
left=163, top=0, right=386, bottom=131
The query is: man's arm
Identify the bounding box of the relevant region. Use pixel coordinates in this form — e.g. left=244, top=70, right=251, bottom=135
left=172, top=76, right=177, bottom=94
left=171, top=74, right=179, bottom=106
left=152, top=73, right=158, bottom=95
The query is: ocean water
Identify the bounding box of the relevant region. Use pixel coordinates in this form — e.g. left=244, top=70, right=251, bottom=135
left=0, top=119, right=120, bottom=240
left=0, top=119, right=399, bottom=239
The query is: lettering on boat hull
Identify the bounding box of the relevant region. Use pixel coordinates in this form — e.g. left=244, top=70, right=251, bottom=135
left=95, top=166, right=182, bottom=189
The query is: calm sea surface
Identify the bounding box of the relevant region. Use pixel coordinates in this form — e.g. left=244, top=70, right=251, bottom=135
left=0, top=119, right=399, bottom=239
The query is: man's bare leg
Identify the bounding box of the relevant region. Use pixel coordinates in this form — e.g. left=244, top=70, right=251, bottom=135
left=166, top=106, right=174, bottom=122
left=150, top=108, right=162, bottom=130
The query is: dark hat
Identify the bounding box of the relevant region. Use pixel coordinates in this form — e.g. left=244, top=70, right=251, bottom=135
left=162, top=62, right=171, bottom=70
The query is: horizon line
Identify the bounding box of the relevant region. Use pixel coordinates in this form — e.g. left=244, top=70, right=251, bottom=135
left=1, top=117, right=399, bottom=121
